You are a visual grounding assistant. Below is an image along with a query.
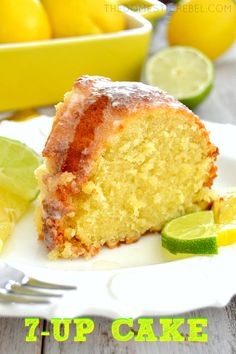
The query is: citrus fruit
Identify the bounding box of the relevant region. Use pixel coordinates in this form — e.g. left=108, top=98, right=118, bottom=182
left=213, top=193, right=236, bottom=247
left=0, top=187, right=28, bottom=242
left=0, top=137, right=41, bottom=252
left=161, top=211, right=218, bottom=255
left=168, top=0, right=236, bottom=60
left=217, top=226, right=236, bottom=247
left=144, top=46, right=214, bottom=108
left=0, top=0, right=51, bottom=44
left=42, top=0, right=126, bottom=38
left=0, top=137, right=42, bottom=201
left=213, top=193, right=236, bottom=224
left=91, top=0, right=126, bottom=33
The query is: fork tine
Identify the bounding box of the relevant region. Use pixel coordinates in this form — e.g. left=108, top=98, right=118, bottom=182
left=6, top=281, right=63, bottom=298
left=24, top=277, right=77, bottom=290
left=0, top=291, right=50, bottom=304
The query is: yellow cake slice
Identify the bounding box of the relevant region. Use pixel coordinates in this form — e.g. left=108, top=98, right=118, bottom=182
left=36, top=76, right=218, bottom=259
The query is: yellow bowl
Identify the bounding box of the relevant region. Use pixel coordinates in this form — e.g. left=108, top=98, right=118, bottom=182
left=0, top=2, right=165, bottom=112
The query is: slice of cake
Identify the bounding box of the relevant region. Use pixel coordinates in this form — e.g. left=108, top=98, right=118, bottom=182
left=36, top=76, right=218, bottom=259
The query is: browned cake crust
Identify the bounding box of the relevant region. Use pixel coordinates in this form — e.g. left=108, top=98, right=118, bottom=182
left=40, top=76, right=219, bottom=258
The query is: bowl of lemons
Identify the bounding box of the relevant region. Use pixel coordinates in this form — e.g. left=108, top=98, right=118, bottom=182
left=0, top=0, right=166, bottom=112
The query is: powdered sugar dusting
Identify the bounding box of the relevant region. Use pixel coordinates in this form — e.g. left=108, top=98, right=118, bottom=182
left=45, top=76, right=193, bottom=174
left=75, top=75, right=185, bottom=112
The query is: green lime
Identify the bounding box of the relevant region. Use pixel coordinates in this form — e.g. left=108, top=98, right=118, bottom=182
left=0, top=137, right=42, bottom=201
left=161, top=211, right=218, bottom=255
left=144, top=46, right=214, bottom=109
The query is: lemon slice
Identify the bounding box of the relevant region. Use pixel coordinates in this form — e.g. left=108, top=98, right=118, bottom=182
left=217, top=226, right=236, bottom=247
left=0, top=137, right=42, bottom=201
left=144, top=46, right=214, bottom=109
left=0, top=186, right=29, bottom=251
left=161, top=211, right=218, bottom=255
left=213, top=193, right=236, bottom=247
left=213, top=193, right=236, bottom=225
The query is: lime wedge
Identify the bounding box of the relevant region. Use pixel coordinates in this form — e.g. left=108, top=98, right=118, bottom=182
left=161, top=211, right=218, bottom=255
left=144, top=46, right=214, bottom=109
left=0, top=137, right=42, bottom=201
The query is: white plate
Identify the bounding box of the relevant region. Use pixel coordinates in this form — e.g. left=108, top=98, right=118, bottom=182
left=0, top=117, right=236, bottom=319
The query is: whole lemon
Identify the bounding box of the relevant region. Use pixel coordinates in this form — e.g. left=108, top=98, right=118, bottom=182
left=168, top=0, right=236, bottom=60
left=0, top=0, right=51, bottom=43
left=41, top=0, right=126, bottom=38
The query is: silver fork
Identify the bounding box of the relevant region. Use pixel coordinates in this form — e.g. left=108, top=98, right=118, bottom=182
left=0, top=262, right=76, bottom=304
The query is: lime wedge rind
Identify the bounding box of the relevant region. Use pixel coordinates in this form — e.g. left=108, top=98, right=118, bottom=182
left=162, top=234, right=218, bottom=255
left=161, top=211, right=218, bottom=255
left=181, top=81, right=213, bottom=109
